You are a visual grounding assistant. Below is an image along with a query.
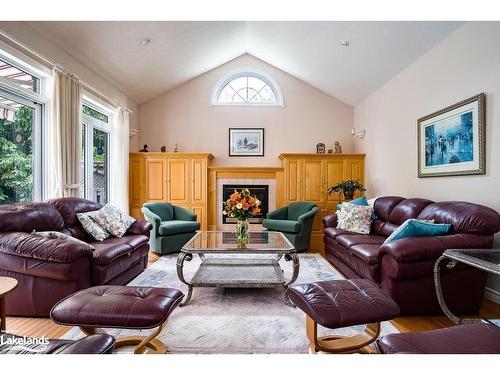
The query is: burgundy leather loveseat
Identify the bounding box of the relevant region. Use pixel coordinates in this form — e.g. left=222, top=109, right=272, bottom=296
left=323, top=196, right=500, bottom=315
left=0, top=198, right=152, bottom=317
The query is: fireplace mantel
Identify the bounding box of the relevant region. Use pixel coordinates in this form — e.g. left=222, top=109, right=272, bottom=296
left=207, top=166, right=284, bottom=230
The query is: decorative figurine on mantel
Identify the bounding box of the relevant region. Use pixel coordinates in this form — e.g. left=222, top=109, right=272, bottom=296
left=139, top=144, right=149, bottom=152
left=160, top=145, right=167, bottom=153
left=334, top=141, right=342, bottom=154
left=174, top=143, right=180, bottom=152
left=316, top=143, right=326, bottom=154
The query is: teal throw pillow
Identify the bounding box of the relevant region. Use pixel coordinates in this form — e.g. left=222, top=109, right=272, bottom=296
left=383, top=219, right=451, bottom=245
left=337, top=196, right=378, bottom=220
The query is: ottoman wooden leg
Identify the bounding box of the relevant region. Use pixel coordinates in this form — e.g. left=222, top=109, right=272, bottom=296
left=79, top=324, right=166, bottom=354
left=115, top=324, right=166, bottom=354
left=306, top=316, right=381, bottom=354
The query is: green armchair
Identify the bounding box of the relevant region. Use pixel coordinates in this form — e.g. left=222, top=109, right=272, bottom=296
left=262, top=202, right=319, bottom=252
left=142, top=202, right=200, bottom=254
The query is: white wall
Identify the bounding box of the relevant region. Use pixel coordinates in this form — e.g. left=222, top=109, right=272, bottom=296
left=139, top=54, right=354, bottom=166
left=353, top=22, right=500, bottom=299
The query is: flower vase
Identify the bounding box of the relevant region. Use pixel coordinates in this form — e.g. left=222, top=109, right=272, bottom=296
left=235, top=220, right=249, bottom=246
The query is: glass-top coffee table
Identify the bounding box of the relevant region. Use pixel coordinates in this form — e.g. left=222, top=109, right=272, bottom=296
left=176, top=231, right=299, bottom=306
left=434, top=248, right=500, bottom=324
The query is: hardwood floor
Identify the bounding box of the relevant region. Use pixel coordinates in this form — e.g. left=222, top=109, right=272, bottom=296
left=5, top=251, right=500, bottom=340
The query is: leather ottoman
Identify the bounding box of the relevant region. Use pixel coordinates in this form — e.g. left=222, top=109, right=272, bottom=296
left=287, top=279, right=400, bottom=353
left=377, top=322, right=500, bottom=354
left=51, top=285, right=184, bottom=354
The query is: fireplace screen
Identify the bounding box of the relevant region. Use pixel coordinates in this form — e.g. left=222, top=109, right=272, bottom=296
left=222, top=184, right=269, bottom=224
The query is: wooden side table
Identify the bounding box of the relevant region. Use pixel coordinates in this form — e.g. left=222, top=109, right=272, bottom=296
left=0, top=277, right=18, bottom=332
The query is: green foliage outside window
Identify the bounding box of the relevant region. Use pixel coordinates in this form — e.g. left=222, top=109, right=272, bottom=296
left=83, top=104, right=108, bottom=123
left=0, top=106, right=33, bottom=203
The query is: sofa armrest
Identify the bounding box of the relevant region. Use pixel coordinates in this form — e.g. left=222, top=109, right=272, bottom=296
left=173, top=206, right=197, bottom=221
left=57, top=334, right=115, bottom=354
left=298, top=206, right=319, bottom=223
left=380, top=234, right=494, bottom=263
left=0, top=232, right=93, bottom=263
left=126, top=220, right=152, bottom=236
left=323, top=214, right=338, bottom=228
left=267, top=206, right=288, bottom=220
left=142, top=207, right=161, bottom=235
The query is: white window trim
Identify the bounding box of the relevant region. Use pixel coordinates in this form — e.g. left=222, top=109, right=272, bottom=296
left=211, top=68, right=284, bottom=107
left=81, top=97, right=113, bottom=204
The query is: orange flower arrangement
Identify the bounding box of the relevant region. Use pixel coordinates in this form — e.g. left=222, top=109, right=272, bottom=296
left=223, top=188, right=261, bottom=221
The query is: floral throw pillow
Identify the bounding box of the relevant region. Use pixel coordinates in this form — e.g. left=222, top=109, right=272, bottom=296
left=32, top=230, right=95, bottom=250
left=336, top=203, right=373, bottom=234
left=77, top=212, right=110, bottom=241
left=88, top=204, right=136, bottom=238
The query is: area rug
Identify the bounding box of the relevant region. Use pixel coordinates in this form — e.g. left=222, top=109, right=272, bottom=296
left=62, top=253, right=399, bottom=353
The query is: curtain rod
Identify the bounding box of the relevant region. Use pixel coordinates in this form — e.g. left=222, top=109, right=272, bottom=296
left=0, top=29, right=133, bottom=113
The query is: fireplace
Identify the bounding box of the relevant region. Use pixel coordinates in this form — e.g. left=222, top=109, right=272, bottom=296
left=222, top=184, right=269, bottom=224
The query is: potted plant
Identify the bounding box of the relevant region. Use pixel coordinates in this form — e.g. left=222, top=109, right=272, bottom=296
left=327, top=180, right=366, bottom=201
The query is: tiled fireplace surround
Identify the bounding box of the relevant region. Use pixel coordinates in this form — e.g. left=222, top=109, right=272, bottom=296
left=217, top=178, right=276, bottom=231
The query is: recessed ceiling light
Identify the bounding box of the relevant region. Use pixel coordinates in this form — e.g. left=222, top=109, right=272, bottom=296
left=141, top=38, right=152, bottom=46
left=340, top=40, right=350, bottom=47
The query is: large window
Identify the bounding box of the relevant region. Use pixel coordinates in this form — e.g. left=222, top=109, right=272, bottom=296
left=212, top=69, right=284, bottom=106
left=0, top=92, right=43, bottom=203
left=81, top=102, right=111, bottom=204
left=0, top=46, right=46, bottom=204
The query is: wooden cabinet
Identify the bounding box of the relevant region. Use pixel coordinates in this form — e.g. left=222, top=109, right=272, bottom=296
left=145, top=158, right=167, bottom=202
left=167, top=158, right=190, bottom=204
left=129, top=152, right=213, bottom=230
left=279, top=153, right=365, bottom=254
left=191, top=158, right=207, bottom=204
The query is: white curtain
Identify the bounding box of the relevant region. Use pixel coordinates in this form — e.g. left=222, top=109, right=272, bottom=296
left=110, top=107, right=130, bottom=213
left=51, top=66, right=82, bottom=197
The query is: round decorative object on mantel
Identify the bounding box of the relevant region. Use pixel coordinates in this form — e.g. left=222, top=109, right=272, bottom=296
left=316, top=143, right=326, bottom=154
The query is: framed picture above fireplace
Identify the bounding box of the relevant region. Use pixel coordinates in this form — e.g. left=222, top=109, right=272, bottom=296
left=229, top=128, right=264, bottom=156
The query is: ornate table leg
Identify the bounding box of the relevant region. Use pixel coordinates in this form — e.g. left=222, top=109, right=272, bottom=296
left=434, top=255, right=478, bottom=325
left=282, top=253, right=300, bottom=306
left=176, top=252, right=194, bottom=307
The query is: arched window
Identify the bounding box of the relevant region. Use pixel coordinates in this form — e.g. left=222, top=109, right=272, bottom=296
left=212, top=69, right=284, bottom=106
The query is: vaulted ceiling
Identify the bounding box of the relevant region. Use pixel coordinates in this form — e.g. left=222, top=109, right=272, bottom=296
left=24, top=21, right=463, bottom=105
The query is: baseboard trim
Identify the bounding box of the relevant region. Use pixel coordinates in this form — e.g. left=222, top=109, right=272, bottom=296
left=485, top=287, right=500, bottom=304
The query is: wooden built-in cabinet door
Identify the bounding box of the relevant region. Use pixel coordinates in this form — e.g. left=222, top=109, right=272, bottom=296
left=344, top=158, right=364, bottom=183
left=191, top=158, right=207, bottom=204
left=303, top=159, right=324, bottom=204
left=191, top=206, right=207, bottom=231
left=145, top=158, right=167, bottom=202
left=311, top=205, right=324, bottom=233
left=325, top=160, right=344, bottom=205
left=129, top=157, right=144, bottom=207
left=167, top=158, right=190, bottom=204
left=284, top=159, right=302, bottom=203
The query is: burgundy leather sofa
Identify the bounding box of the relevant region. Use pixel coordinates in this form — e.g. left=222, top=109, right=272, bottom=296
left=0, top=198, right=152, bottom=317
left=323, top=196, right=500, bottom=315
